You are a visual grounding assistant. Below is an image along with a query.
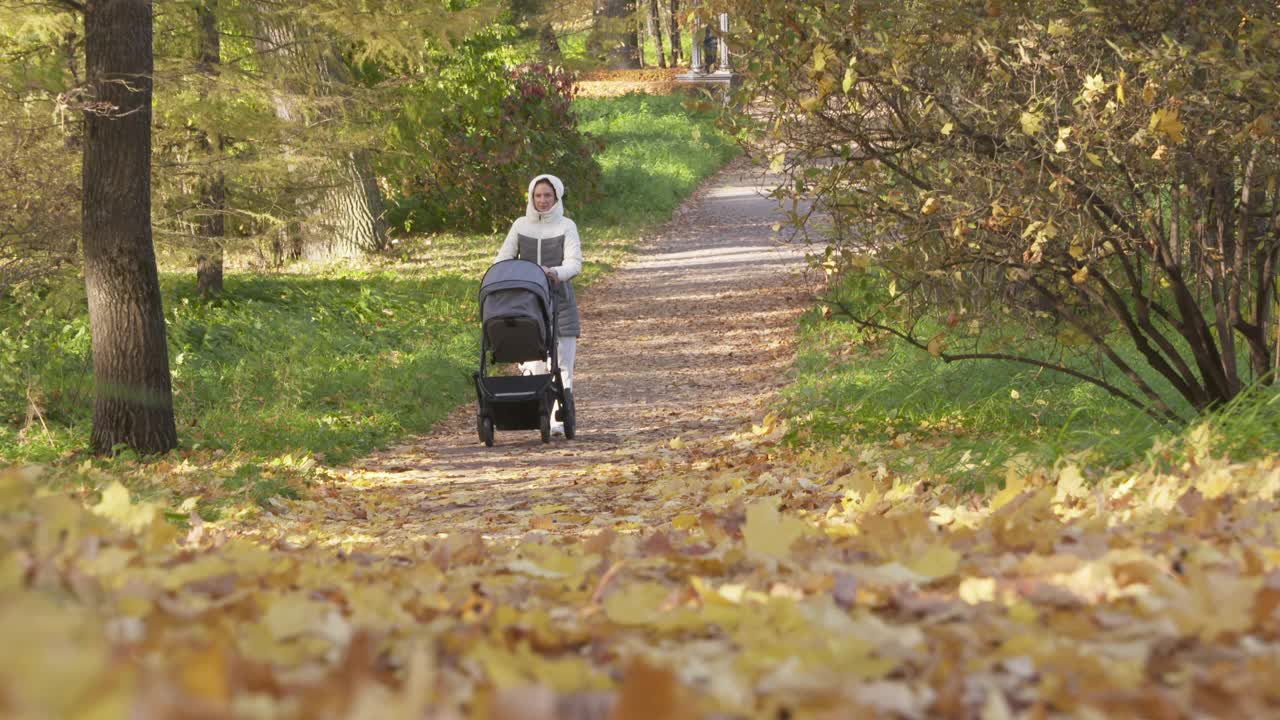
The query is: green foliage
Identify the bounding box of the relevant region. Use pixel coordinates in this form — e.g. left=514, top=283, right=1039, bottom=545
left=1, top=270, right=475, bottom=465
left=4, top=0, right=500, bottom=270
left=383, top=29, right=604, bottom=233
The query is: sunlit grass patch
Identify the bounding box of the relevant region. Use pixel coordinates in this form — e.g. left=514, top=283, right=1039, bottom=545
left=783, top=303, right=1280, bottom=490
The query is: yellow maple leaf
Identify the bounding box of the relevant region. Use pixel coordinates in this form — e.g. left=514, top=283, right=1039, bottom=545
left=1081, top=74, right=1106, bottom=103
left=906, top=543, right=961, bottom=580
left=769, top=152, right=786, bottom=173
left=261, top=592, right=330, bottom=642
left=958, top=576, right=998, bottom=604
left=604, top=582, right=671, bottom=626
left=1054, top=464, right=1088, bottom=504
left=990, top=472, right=1027, bottom=512
left=744, top=499, right=806, bottom=560
left=812, top=44, right=829, bottom=73
left=1020, top=110, right=1044, bottom=136
left=93, top=481, right=158, bottom=533
left=1149, top=107, right=1186, bottom=144
left=672, top=513, right=698, bottom=530
left=926, top=332, right=946, bottom=358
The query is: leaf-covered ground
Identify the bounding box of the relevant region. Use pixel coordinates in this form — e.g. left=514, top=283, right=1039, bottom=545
left=5, top=165, right=1280, bottom=719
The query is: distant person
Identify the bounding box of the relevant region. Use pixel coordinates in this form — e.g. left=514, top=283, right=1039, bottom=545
left=494, top=174, right=581, bottom=436
left=703, top=26, right=718, bottom=72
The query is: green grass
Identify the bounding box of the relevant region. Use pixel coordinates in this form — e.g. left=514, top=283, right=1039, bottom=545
left=784, top=290, right=1280, bottom=490
left=555, top=30, right=696, bottom=70
left=576, top=93, right=737, bottom=228
left=2, top=271, right=476, bottom=466
left=0, top=93, right=739, bottom=513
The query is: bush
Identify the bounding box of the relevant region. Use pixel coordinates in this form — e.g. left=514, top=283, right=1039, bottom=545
left=384, top=45, right=604, bottom=233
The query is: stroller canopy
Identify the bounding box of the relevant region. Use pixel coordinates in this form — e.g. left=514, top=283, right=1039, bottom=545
left=480, top=259, right=554, bottom=363
left=480, top=259, right=552, bottom=312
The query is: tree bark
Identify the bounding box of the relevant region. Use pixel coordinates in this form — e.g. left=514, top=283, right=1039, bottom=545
left=195, top=0, right=224, bottom=296
left=668, top=0, right=682, bottom=66
left=601, top=0, right=641, bottom=69
left=82, top=0, right=178, bottom=455
left=254, top=15, right=388, bottom=261
left=537, top=23, right=561, bottom=58
left=648, top=0, right=666, bottom=68
left=586, top=0, right=605, bottom=60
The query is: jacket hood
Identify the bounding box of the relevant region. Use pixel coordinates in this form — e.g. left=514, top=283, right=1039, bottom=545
left=525, top=174, right=566, bottom=223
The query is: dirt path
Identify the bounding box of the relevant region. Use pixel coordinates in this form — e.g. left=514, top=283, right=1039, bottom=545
left=340, top=160, right=813, bottom=530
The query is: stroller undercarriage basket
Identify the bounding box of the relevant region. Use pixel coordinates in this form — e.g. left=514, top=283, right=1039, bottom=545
left=473, top=259, right=576, bottom=445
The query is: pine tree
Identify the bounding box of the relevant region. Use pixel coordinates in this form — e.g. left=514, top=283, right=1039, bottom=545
left=193, top=0, right=225, bottom=296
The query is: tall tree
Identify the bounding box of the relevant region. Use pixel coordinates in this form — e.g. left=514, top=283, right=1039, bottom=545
left=81, top=0, right=178, bottom=454
left=647, top=0, right=666, bottom=68
left=509, top=0, right=561, bottom=57
left=668, top=0, right=682, bottom=66
left=254, top=13, right=389, bottom=261
left=589, top=0, right=640, bottom=69
left=537, top=23, right=562, bottom=58
left=194, top=0, right=225, bottom=296
left=586, top=0, right=605, bottom=60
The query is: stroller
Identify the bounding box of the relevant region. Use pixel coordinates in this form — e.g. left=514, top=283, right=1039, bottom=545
left=473, top=259, right=576, bottom=446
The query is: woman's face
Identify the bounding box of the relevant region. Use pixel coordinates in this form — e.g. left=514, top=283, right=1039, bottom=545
left=533, top=182, right=557, bottom=213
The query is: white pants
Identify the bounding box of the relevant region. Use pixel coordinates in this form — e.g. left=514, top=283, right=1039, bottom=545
left=520, top=336, right=577, bottom=390
left=521, top=337, right=576, bottom=427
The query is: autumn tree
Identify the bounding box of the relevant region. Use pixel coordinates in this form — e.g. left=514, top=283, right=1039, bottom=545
left=730, top=0, right=1280, bottom=424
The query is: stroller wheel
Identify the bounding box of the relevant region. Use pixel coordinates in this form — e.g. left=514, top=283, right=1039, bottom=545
left=478, top=416, right=494, bottom=447
left=562, top=388, right=576, bottom=440
left=540, top=412, right=551, bottom=444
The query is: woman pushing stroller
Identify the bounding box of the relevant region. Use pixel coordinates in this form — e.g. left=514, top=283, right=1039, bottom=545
left=493, top=174, right=582, bottom=437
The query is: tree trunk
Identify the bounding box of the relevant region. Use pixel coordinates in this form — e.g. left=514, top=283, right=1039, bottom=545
left=602, top=0, right=641, bottom=69
left=195, top=0, right=224, bottom=296
left=82, top=0, right=178, bottom=455
left=636, top=11, right=645, bottom=67
left=586, top=0, right=605, bottom=60
left=648, top=0, right=666, bottom=68
left=298, top=150, right=387, bottom=261
left=254, top=15, right=388, bottom=261
left=668, top=0, right=682, bottom=66
left=538, top=23, right=561, bottom=58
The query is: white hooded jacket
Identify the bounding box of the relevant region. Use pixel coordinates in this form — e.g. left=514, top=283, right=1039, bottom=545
left=494, top=174, right=583, bottom=283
